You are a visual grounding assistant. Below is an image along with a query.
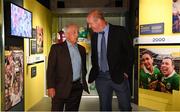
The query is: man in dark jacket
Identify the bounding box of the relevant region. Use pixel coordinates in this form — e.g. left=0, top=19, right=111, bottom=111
left=46, top=23, right=89, bottom=111
left=87, top=9, right=134, bottom=111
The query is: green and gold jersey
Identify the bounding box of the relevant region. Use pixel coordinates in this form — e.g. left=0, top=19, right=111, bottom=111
left=161, top=72, right=180, bottom=93
left=140, top=66, right=161, bottom=89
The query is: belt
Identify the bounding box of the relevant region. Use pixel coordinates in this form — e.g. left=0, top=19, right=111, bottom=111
left=72, top=78, right=81, bottom=84
left=100, top=71, right=109, bottom=73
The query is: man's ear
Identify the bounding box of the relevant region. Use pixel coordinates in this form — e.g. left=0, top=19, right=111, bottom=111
left=173, top=65, right=175, bottom=69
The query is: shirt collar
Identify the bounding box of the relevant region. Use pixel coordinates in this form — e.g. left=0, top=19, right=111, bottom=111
left=99, top=24, right=109, bottom=33
left=66, top=40, right=78, bottom=48
left=143, top=65, right=156, bottom=75
left=164, top=70, right=176, bottom=79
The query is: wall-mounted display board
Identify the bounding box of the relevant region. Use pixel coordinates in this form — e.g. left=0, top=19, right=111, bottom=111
left=139, top=47, right=180, bottom=93
left=138, top=46, right=180, bottom=111
left=29, top=27, right=43, bottom=55
left=134, top=34, right=180, bottom=110
left=30, top=40, right=36, bottom=55
left=134, top=36, right=180, bottom=45
left=4, top=49, right=24, bottom=110
left=140, top=23, right=164, bottom=35
left=10, top=3, right=32, bottom=38
left=172, top=0, right=180, bottom=33
left=32, top=28, right=37, bottom=39
left=29, top=28, right=37, bottom=55
left=31, top=66, right=36, bottom=78
left=3, top=0, right=25, bottom=111
left=27, top=27, right=45, bottom=65
left=36, top=26, right=43, bottom=54
left=27, top=55, right=45, bottom=65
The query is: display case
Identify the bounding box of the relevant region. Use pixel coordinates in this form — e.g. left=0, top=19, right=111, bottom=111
left=1, top=0, right=24, bottom=111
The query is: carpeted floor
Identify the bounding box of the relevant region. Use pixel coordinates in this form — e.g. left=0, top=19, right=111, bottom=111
left=28, top=96, right=152, bottom=111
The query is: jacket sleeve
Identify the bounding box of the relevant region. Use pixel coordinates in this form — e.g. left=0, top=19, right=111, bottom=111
left=46, top=45, right=57, bottom=89
left=82, top=46, right=87, bottom=75
left=121, top=27, right=134, bottom=75
left=81, top=46, right=90, bottom=93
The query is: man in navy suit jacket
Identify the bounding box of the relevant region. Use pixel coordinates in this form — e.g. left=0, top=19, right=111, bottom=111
left=87, top=9, right=134, bottom=111
left=46, top=23, right=89, bottom=111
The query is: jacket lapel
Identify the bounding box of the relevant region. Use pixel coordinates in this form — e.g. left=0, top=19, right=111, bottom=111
left=63, top=41, right=73, bottom=73
left=107, top=24, right=112, bottom=56
left=94, top=33, right=98, bottom=60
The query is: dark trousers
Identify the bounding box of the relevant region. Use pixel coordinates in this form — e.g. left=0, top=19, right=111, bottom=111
left=95, top=72, right=132, bottom=111
left=51, top=81, right=83, bottom=111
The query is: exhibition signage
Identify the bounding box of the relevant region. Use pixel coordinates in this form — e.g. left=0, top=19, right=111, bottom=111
left=140, top=23, right=164, bottom=35
left=134, top=36, right=180, bottom=45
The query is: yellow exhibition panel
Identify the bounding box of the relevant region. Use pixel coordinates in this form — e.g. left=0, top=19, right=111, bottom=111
left=138, top=46, right=180, bottom=111
left=139, top=0, right=180, bottom=110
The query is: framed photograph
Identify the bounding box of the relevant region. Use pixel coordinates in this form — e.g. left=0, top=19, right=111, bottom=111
left=30, top=40, right=37, bottom=54
left=32, top=28, right=37, bottom=39
left=31, top=66, right=37, bottom=78
left=172, top=0, right=180, bottom=33
left=5, top=50, right=24, bottom=110
left=139, top=47, right=180, bottom=94
left=36, top=26, right=43, bottom=53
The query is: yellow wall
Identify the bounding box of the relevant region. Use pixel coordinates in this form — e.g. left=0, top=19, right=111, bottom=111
left=139, top=0, right=180, bottom=111
left=139, top=0, right=172, bottom=36
left=25, top=63, right=45, bottom=110
left=0, top=0, right=2, bottom=25
left=23, top=0, right=52, bottom=110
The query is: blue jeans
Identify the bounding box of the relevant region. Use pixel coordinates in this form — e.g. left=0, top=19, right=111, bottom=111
left=95, top=72, right=132, bottom=111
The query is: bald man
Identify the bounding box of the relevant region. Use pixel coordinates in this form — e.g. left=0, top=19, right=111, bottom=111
left=87, top=9, right=134, bottom=111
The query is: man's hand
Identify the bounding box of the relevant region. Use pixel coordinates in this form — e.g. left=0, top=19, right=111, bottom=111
left=159, top=82, right=170, bottom=93
left=148, top=80, right=158, bottom=90
left=47, top=88, right=55, bottom=98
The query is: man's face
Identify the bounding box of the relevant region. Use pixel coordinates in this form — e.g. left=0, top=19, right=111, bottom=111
left=160, top=58, right=174, bottom=77
left=142, top=54, right=153, bottom=70
left=65, top=25, right=78, bottom=44
left=87, top=15, right=102, bottom=33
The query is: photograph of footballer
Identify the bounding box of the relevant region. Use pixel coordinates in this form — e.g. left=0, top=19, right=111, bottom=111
left=139, top=48, right=180, bottom=93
